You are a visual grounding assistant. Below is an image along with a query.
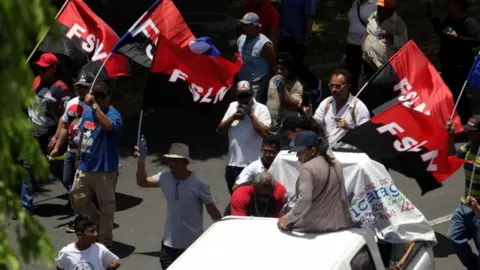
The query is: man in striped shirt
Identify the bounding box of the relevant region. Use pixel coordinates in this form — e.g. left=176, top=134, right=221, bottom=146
left=447, top=114, right=480, bottom=270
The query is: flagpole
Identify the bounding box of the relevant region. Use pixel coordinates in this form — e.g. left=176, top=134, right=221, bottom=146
left=136, top=110, right=144, bottom=146
left=448, top=80, right=469, bottom=121
left=88, top=52, right=113, bottom=94
left=467, top=148, right=480, bottom=196
left=26, top=0, right=71, bottom=63
left=339, top=60, right=389, bottom=119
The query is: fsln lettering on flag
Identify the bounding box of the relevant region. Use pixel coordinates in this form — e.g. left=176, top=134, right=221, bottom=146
left=38, top=0, right=128, bottom=78
left=361, top=40, right=464, bottom=134
left=341, top=104, right=463, bottom=195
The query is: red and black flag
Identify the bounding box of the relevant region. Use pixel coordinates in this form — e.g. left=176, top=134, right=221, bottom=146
left=113, top=0, right=241, bottom=106
left=112, top=0, right=195, bottom=67
left=360, top=40, right=464, bottom=134
left=340, top=104, right=464, bottom=194
left=37, top=0, right=128, bottom=79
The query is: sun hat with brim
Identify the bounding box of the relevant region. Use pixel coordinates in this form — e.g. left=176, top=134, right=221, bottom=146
left=465, top=115, right=480, bottom=132
left=163, top=143, right=193, bottom=162
left=289, top=130, right=320, bottom=153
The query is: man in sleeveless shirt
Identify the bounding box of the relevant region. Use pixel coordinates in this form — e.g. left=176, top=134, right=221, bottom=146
left=236, top=12, right=276, bottom=104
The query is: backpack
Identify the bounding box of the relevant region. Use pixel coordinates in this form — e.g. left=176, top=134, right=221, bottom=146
left=324, top=97, right=357, bottom=126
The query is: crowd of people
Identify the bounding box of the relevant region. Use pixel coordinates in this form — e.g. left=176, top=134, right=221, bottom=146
left=18, top=0, right=480, bottom=269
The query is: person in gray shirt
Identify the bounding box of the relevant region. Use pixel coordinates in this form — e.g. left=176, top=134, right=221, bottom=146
left=135, top=142, right=222, bottom=269
left=278, top=130, right=354, bottom=233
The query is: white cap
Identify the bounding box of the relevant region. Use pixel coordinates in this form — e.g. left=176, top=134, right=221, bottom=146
left=236, top=80, right=252, bottom=92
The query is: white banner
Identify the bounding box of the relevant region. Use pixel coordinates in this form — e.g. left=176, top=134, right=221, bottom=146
left=268, top=150, right=437, bottom=244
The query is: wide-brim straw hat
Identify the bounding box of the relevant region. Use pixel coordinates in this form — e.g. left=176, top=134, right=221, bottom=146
left=163, top=143, right=192, bottom=162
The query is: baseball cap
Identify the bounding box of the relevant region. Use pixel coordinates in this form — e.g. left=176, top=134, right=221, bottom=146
left=289, top=130, right=320, bottom=153
left=377, top=0, right=395, bottom=8
left=465, top=115, right=480, bottom=132
left=74, top=72, right=95, bottom=87
left=239, top=12, right=261, bottom=25
left=279, top=111, right=303, bottom=131
left=91, top=81, right=109, bottom=96
left=237, top=80, right=252, bottom=92
left=34, top=53, right=59, bottom=68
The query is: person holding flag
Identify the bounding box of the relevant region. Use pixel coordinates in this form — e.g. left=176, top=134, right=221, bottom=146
left=446, top=115, right=480, bottom=270
left=71, top=82, right=122, bottom=250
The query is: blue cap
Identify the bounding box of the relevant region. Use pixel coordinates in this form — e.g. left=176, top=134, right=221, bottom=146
left=289, top=130, right=320, bottom=153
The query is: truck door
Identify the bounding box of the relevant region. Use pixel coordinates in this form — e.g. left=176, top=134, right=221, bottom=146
left=350, top=245, right=377, bottom=270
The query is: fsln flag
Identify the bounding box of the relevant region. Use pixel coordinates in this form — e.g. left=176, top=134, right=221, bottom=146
left=360, top=40, right=464, bottom=134
left=341, top=104, right=464, bottom=195
left=37, top=0, right=128, bottom=78
left=112, top=0, right=195, bottom=67
left=151, top=35, right=241, bottom=104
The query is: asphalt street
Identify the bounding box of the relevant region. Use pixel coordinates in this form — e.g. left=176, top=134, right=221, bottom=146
left=4, top=107, right=472, bottom=269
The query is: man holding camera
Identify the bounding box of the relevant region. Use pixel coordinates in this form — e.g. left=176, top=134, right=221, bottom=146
left=217, top=81, right=271, bottom=194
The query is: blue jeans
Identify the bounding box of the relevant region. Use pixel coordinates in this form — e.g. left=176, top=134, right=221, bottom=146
left=63, top=151, right=78, bottom=216
left=20, top=159, right=35, bottom=211
left=448, top=203, right=480, bottom=270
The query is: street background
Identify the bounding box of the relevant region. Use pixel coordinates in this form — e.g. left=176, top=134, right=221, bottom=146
left=5, top=107, right=470, bottom=270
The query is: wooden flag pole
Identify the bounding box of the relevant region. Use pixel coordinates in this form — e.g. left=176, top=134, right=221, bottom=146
left=26, top=0, right=71, bottom=63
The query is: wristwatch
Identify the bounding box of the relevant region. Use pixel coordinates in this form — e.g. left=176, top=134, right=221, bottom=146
left=92, top=103, right=98, bottom=112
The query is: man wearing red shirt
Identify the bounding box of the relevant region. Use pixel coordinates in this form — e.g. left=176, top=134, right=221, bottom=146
left=242, top=0, right=279, bottom=46
left=231, top=172, right=287, bottom=217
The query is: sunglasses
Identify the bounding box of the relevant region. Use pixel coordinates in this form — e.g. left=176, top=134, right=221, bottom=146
left=328, top=83, right=346, bottom=90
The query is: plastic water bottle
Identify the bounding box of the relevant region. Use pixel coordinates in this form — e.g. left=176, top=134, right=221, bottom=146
left=272, top=75, right=283, bottom=87
left=139, top=134, right=147, bottom=162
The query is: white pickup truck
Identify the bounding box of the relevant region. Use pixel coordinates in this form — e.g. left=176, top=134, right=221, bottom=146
left=168, top=217, right=435, bottom=270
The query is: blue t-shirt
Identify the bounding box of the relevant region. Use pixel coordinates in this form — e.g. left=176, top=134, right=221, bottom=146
left=78, top=106, right=122, bottom=173
left=279, top=0, right=317, bottom=44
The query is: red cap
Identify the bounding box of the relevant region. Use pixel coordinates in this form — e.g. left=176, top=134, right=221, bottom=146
left=34, top=53, right=59, bottom=67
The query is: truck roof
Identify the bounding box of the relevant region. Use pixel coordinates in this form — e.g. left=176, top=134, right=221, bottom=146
left=168, top=216, right=368, bottom=270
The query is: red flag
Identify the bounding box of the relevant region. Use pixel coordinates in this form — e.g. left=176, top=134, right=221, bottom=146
left=388, top=41, right=464, bottom=133
left=341, top=104, right=464, bottom=194
left=151, top=35, right=241, bottom=104
left=113, top=0, right=196, bottom=67
left=38, top=0, right=128, bottom=78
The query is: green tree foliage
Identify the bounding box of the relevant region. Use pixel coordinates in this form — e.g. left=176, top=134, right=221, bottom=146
left=0, top=0, right=59, bottom=268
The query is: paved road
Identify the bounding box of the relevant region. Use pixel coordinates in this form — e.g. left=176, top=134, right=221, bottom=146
left=4, top=108, right=471, bottom=269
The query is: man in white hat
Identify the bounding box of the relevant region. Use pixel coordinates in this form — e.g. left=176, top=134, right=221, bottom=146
left=217, top=80, right=272, bottom=194
left=135, top=142, right=222, bottom=270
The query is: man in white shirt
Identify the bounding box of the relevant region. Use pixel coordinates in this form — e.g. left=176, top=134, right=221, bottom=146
left=217, top=80, right=272, bottom=194
left=56, top=215, right=120, bottom=270
left=135, top=143, right=222, bottom=269
left=233, top=134, right=281, bottom=189
left=313, top=69, right=370, bottom=149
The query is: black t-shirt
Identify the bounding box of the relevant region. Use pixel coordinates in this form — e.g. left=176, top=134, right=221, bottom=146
left=432, top=14, right=480, bottom=70
left=28, top=80, right=72, bottom=137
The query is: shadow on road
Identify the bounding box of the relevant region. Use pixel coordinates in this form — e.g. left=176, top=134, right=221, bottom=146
left=433, top=232, right=455, bottom=258
left=35, top=203, right=72, bottom=218
left=136, top=251, right=160, bottom=258
left=112, top=241, right=136, bottom=259
left=119, top=82, right=232, bottom=162
left=115, top=192, right=143, bottom=212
